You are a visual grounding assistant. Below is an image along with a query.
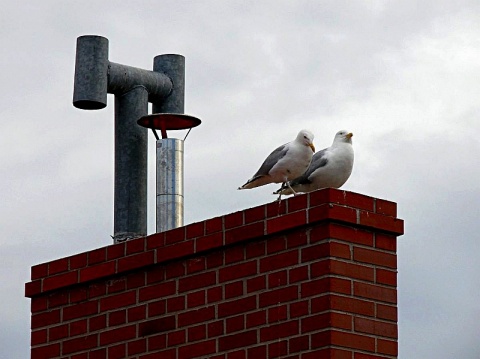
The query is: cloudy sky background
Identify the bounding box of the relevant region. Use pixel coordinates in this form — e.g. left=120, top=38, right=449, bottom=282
left=1, top=1, right=479, bottom=357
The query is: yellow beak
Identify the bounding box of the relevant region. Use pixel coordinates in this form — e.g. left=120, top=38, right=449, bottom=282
left=309, top=143, right=315, bottom=152
left=346, top=132, right=353, bottom=139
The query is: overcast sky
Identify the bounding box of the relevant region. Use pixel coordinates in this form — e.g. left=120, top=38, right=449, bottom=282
left=1, top=1, right=479, bottom=358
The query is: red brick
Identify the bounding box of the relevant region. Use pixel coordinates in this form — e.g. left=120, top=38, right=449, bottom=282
left=141, top=348, right=176, bottom=359
left=164, top=226, right=186, bottom=245
left=107, top=242, right=126, bottom=260
left=126, top=272, right=146, bottom=289
left=260, top=249, right=298, bottom=273
left=268, top=270, right=288, bottom=288
left=147, top=333, right=167, bottom=351
left=259, top=286, right=298, bottom=307
left=207, top=286, right=223, bottom=303
left=187, top=324, right=207, bottom=342
left=88, top=248, right=106, bottom=265
left=359, top=211, right=404, bottom=235
left=377, top=338, right=398, bottom=356
left=301, top=277, right=351, bottom=298
left=225, top=211, right=244, bottom=229
left=313, top=330, right=375, bottom=352
left=375, top=233, right=397, bottom=251
left=31, top=343, right=61, bottom=358
left=48, top=324, right=68, bottom=341
left=219, top=330, right=257, bottom=351
left=157, top=240, right=195, bottom=264
left=289, top=265, right=309, bottom=284
left=244, top=205, right=265, bottom=224
left=128, top=339, right=147, bottom=356
left=376, top=303, right=397, bottom=321
left=43, top=271, right=78, bottom=292
left=376, top=268, right=397, bottom=286
left=354, top=282, right=397, bottom=304
left=70, top=288, right=87, bottom=303
left=246, top=240, right=266, bottom=259
left=206, top=251, right=224, bottom=269
left=25, top=280, right=42, bottom=297
left=324, top=294, right=375, bottom=317
left=178, top=271, right=216, bottom=293
left=227, top=350, right=246, bottom=359
left=178, top=339, right=216, bottom=359
left=88, top=282, right=107, bottom=298
left=354, top=247, right=396, bottom=269
left=107, top=343, right=126, bottom=359
left=70, top=319, right=88, bottom=336
left=354, top=353, right=390, bottom=359
left=31, top=263, right=48, bottom=280
left=266, top=199, right=287, bottom=217
left=287, top=193, right=308, bottom=212
left=286, top=231, right=308, bottom=248
left=268, top=340, right=288, bottom=358
left=31, top=328, right=47, bottom=345
left=185, top=221, right=204, bottom=239
left=268, top=304, right=288, bottom=322
left=70, top=253, right=88, bottom=270
left=246, top=310, right=267, bottom=328
left=48, top=291, right=69, bottom=308
left=205, top=216, right=223, bottom=234
left=187, top=290, right=205, bottom=308
left=148, top=299, right=166, bottom=317
left=218, top=295, right=256, bottom=318
left=89, top=348, right=107, bottom=359
left=289, top=335, right=309, bottom=353
left=328, top=223, right=374, bottom=246
left=247, top=345, right=267, bottom=358
left=139, top=281, right=176, bottom=302
left=225, top=222, right=264, bottom=245
left=126, top=237, right=145, bottom=255
left=79, top=261, right=115, bottom=283
left=177, top=306, right=215, bottom=327
left=290, top=300, right=309, bottom=318
left=219, top=260, right=257, bottom=283
left=165, top=261, right=186, bottom=279
left=266, top=236, right=286, bottom=254
left=303, top=348, right=352, bottom=359
left=267, top=210, right=306, bottom=234
left=146, top=232, right=165, bottom=250
left=31, top=297, right=48, bottom=313
left=309, top=204, right=358, bottom=225
left=225, top=246, right=245, bottom=264
left=48, top=258, right=69, bottom=275
left=196, top=232, right=223, bottom=252
left=89, top=314, right=106, bottom=332
left=247, top=275, right=266, bottom=293
left=311, top=259, right=374, bottom=282
left=167, top=329, right=186, bottom=346
left=226, top=314, right=245, bottom=333
left=166, top=296, right=185, bottom=312
left=375, top=198, right=397, bottom=216
left=63, top=300, right=98, bottom=321
left=63, top=334, right=98, bottom=354
left=354, top=317, right=397, bottom=338
left=260, top=320, right=299, bottom=341
left=225, top=281, right=244, bottom=299
left=138, top=316, right=175, bottom=336
left=208, top=320, right=224, bottom=337
left=31, top=309, right=61, bottom=329
left=99, top=325, right=136, bottom=346
left=100, top=291, right=136, bottom=311
left=107, top=278, right=126, bottom=294
left=128, top=304, right=146, bottom=322
left=108, top=309, right=126, bottom=327
left=302, top=241, right=351, bottom=262
left=146, top=266, right=165, bottom=284
left=118, top=251, right=155, bottom=273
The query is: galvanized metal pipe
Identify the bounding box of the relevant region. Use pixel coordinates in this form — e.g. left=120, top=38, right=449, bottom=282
left=113, top=86, right=148, bottom=242
left=156, top=138, right=184, bottom=232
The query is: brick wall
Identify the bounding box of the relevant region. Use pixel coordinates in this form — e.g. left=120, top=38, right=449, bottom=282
left=25, top=188, right=404, bottom=359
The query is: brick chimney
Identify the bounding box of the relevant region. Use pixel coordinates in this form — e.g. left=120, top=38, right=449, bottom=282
left=25, top=188, right=403, bottom=358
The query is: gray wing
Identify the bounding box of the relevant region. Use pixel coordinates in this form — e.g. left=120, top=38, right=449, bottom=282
left=289, top=148, right=328, bottom=186
left=251, top=143, right=289, bottom=179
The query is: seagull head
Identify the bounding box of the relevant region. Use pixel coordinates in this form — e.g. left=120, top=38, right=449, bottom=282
left=334, top=130, right=353, bottom=144
left=297, top=129, right=315, bottom=152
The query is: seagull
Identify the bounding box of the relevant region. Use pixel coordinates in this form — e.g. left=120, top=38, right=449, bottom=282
left=238, top=130, right=315, bottom=193
left=274, top=130, right=354, bottom=196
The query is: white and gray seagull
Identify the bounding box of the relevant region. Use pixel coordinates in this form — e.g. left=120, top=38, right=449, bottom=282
left=238, top=129, right=315, bottom=193
left=274, top=130, right=354, bottom=196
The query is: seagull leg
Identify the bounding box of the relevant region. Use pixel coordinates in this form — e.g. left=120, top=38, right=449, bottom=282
left=287, top=182, right=297, bottom=196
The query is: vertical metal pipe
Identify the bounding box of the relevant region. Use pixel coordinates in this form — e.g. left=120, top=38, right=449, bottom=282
left=152, top=55, right=185, bottom=114
left=73, top=35, right=109, bottom=110
left=156, top=138, right=184, bottom=232
left=113, top=86, right=148, bottom=242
